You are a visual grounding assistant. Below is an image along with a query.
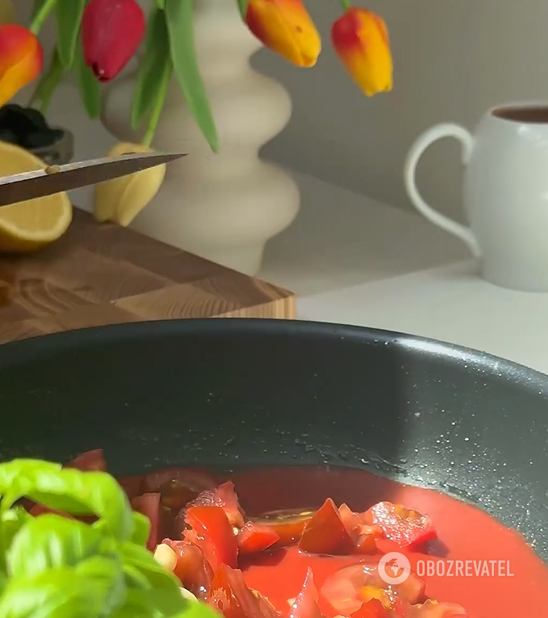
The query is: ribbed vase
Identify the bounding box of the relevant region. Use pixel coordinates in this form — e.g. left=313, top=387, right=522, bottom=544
left=101, top=0, right=300, bottom=275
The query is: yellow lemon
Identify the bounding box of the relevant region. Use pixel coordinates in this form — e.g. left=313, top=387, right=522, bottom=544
left=0, top=141, right=72, bottom=252
left=94, top=142, right=166, bottom=226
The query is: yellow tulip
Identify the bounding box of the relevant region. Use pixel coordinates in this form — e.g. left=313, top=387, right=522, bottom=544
left=331, top=7, right=392, bottom=97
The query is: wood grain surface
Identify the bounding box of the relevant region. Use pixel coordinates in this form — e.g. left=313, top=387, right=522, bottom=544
left=0, top=209, right=295, bottom=344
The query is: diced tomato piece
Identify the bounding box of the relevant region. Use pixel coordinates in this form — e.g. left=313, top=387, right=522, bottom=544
left=253, top=509, right=314, bottom=549
left=117, top=475, right=144, bottom=500
left=288, top=568, right=322, bottom=618
left=299, top=499, right=356, bottom=555
left=142, top=467, right=217, bottom=494
left=163, top=539, right=213, bottom=600
left=185, top=481, right=245, bottom=528
left=321, top=562, right=426, bottom=615
left=131, top=492, right=160, bottom=551
left=355, top=533, right=378, bottom=555
left=185, top=505, right=238, bottom=571
left=350, top=600, right=391, bottom=618
left=238, top=521, right=280, bottom=554
left=208, top=564, right=279, bottom=618
left=369, top=502, right=437, bottom=549
left=30, top=504, right=74, bottom=519
left=339, top=504, right=366, bottom=531
left=408, top=600, right=468, bottom=617
left=65, top=449, right=107, bottom=471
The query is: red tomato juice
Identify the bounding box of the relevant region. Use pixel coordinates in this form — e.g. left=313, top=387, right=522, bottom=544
left=222, top=466, right=548, bottom=618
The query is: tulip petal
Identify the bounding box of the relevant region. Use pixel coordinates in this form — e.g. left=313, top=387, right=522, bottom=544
left=246, top=0, right=321, bottom=68
left=82, top=0, right=145, bottom=82
left=0, top=25, right=43, bottom=107
left=331, top=8, right=392, bottom=97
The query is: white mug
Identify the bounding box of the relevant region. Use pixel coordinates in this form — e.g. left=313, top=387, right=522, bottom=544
left=404, top=102, right=548, bottom=292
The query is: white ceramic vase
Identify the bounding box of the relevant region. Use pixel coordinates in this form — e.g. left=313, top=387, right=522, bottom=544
left=101, top=0, right=300, bottom=275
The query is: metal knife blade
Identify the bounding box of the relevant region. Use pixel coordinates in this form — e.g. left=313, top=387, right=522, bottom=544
left=0, top=151, right=187, bottom=207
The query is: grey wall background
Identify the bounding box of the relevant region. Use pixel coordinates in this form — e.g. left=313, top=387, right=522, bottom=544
left=15, top=0, right=548, bottom=224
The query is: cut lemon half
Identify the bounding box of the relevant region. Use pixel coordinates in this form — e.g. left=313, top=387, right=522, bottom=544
left=0, top=141, right=72, bottom=252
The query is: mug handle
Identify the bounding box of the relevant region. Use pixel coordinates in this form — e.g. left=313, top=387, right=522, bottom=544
left=404, top=123, right=480, bottom=258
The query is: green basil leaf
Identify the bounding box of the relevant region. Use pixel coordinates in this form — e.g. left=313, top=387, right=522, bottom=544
left=235, top=0, right=249, bottom=19
left=165, top=0, right=219, bottom=152
left=129, top=512, right=150, bottom=547
left=0, top=460, right=61, bottom=510
left=119, top=542, right=190, bottom=615
left=131, top=6, right=171, bottom=130
left=0, top=508, right=32, bottom=562
left=0, top=460, right=133, bottom=541
left=75, top=35, right=102, bottom=119
left=27, top=469, right=133, bottom=541
left=0, top=560, right=124, bottom=618
left=28, top=46, right=65, bottom=112
left=55, top=0, right=87, bottom=69
left=7, top=515, right=105, bottom=579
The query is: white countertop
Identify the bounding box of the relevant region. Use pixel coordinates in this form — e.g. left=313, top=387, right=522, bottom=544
left=38, top=83, right=469, bottom=298
left=32, top=83, right=546, bottom=374
left=298, top=260, right=548, bottom=375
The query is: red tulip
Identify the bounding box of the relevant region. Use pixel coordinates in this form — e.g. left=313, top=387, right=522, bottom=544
left=331, top=7, right=392, bottom=97
left=0, top=24, right=42, bottom=106
left=82, top=0, right=145, bottom=82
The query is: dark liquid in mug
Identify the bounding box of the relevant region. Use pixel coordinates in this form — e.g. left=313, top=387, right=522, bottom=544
left=493, top=105, right=548, bottom=123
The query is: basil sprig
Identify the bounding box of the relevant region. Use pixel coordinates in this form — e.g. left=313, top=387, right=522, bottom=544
left=0, top=459, right=220, bottom=618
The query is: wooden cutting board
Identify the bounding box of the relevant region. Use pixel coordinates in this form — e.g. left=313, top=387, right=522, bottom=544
left=0, top=209, right=295, bottom=344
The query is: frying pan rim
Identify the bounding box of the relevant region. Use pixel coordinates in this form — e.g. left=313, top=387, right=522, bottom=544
left=0, top=318, right=545, bottom=391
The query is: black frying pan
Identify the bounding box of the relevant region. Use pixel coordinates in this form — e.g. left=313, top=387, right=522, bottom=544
left=0, top=318, right=546, bottom=563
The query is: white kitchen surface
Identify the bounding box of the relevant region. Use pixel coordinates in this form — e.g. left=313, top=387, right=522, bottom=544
left=25, top=84, right=542, bottom=374
left=298, top=260, right=548, bottom=375
left=37, top=84, right=468, bottom=298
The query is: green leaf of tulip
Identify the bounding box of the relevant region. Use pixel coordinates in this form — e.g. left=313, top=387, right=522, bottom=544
left=74, top=34, right=102, bottom=119
left=55, top=0, right=87, bottom=69
left=28, top=45, right=64, bottom=113
left=165, top=0, right=219, bottom=153
left=131, top=6, right=171, bottom=131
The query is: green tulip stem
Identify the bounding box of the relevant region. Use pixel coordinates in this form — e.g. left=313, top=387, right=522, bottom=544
left=338, top=0, right=351, bottom=10
left=30, top=0, right=59, bottom=35
left=142, top=61, right=172, bottom=147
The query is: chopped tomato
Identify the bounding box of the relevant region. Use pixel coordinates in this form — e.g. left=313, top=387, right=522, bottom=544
left=356, top=533, right=378, bottom=554
left=339, top=504, right=383, bottom=549
left=288, top=568, right=322, bottom=618
left=299, top=499, right=356, bottom=555
left=369, top=502, right=436, bottom=549
left=253, top=509, right=314, bottom=549
left=350, top=600, right=390, bottom=618
left=339, top=504, right=370, bottom=531
left=208, top=564, right=279, bottom=618
left=142, top=467, right=216, bottom=493
left=407, top=601, right=468, bottom=617
left=238, top=522, right=280, bottom=554
left=131, top=492, right=160, bottom=551
left=30, top=504, right=74, bottom=519
left=321, top=562, right=426, bottom=615
left=65, top=448, right=107, bottom=471
left=117, top=475, right=144, bottom=500
left=163, top=539, right=213, bottom=600
left=186, top=481, right=245, bottom=528
left=185, top=505, right=238, bottom=571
